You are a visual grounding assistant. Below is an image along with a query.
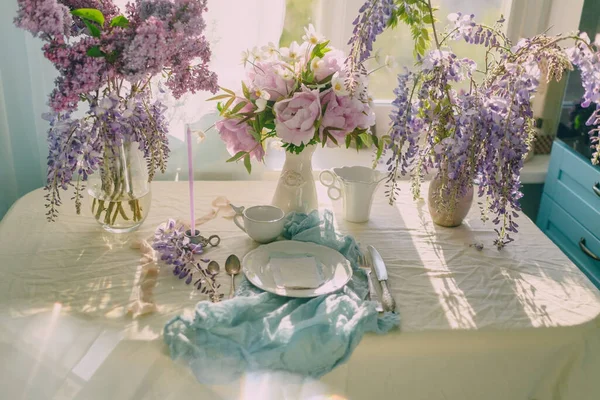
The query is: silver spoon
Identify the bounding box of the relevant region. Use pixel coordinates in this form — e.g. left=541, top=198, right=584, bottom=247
left=207, top=260, right=220, bottom=275
left=225, top=254, right=241, bottom=299
left=206, top=261, right=220, bottom=302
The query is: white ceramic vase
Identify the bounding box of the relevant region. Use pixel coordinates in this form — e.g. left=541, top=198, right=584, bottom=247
left=272, top=146, right=318, bottom=214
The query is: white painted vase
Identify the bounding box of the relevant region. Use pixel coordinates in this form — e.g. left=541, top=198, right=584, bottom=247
left=272, top=146, right=318, bottom=214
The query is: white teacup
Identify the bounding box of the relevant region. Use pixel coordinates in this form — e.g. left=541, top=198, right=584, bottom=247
left=231, top=204, right=285, bottom=243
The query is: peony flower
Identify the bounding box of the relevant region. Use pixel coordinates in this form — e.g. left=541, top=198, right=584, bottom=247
left=319, top=90, right=374, bottom=146
left=274, top=86, right=321, bottom=146
left=312, top=49, right=345, bottom=81
left=246, top=61, right=294, bottom=101
left=216, top=118, right=264, bottom=161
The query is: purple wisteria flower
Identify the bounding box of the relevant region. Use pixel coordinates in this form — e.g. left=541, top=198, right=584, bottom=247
left=153, top=219, right=221, bottom=296
left=348, top=0, right=397, bottom=64
left=347, top=3, right=600, bottom=248
left=567, top=33, right=600, bottom=164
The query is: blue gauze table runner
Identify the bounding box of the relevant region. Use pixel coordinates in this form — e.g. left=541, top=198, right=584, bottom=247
left=163, top=210, right=399, bottom=383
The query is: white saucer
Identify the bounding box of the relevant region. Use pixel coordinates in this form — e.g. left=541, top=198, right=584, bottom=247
left=242, top=241, right=353, bottom=298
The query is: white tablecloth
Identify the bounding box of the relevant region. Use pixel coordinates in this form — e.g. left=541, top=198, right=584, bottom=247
left=1, top=181, right=599, bottom=400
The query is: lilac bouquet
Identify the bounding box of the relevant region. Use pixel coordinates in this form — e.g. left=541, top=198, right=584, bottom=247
left=15, top=0, right=218, bottom=223
left=212, top=25, right=380, bottom=172
left=349, top=0, right=600, bottom=248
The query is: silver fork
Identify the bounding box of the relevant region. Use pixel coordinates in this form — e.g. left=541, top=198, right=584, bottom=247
left=359, top=254, right=384, bottom=313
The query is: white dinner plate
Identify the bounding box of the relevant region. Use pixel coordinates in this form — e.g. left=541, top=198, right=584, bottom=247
left=242, top=241, right=353, bottom=298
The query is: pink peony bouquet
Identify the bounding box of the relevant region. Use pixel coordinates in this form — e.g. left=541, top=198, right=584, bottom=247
left=212, top=25, right=380, bottom=172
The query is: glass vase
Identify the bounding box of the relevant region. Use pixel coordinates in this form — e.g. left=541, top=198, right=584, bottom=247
left=87, top=141, right=151, bottom=233
left=428, top=174, right=474, bottom=227
left=272, top=145, right=318, bottom=214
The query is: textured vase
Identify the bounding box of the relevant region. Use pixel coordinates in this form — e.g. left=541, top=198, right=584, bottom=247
left=87, top=141, right=151, bottom=233
left=272, top=146, right=318, bottom=214
left=428, top=175, right=474, bottom=227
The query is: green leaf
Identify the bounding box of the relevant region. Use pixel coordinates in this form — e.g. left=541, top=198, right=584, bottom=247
left=241, top=81, right=250, bottom=99
left=243, top=154, right=252, bottom=174
left=327, top=132, right=338, bottom=146
left=220, top=86, right=236, bottom=96
left=222, top=96, right=235, bottom=113
left=83, top=20, right=101, bottom=37
left=355, top=134, right=363, bottom=149
left=236, top=115, right=253, bottom=126
left=423, top=14, right=433, bottom=24
left=226, top=151, right=247, bottom=163
left=358, top=132, right=373, bottom=148
left=72, top=8, right=105, bottom=26
left=207, top=94, right=232, bottom=101
left=376, top=140, right=385, bottom=161
left=110, top=15, right=129, bottom=28
left=105, top=50, right=119, bottom=63
left=372, top=134, right=379, bottom=149
left=345, top=134, right=352, bottom=149
left=230, top=101, right=248, bottom=114
left=311, top=40, right=330, bottom=59
left=86, top=46, right=105, bottom=58
left=250, top=126, right=261, bottom=142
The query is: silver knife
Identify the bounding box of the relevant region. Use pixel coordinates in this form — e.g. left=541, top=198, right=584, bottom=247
left=367, top=245, right=397, bottom=313
left=366, top=269, right=384, bottom=312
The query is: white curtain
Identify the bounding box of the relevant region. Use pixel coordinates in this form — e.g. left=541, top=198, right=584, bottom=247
left=0, top=0, right=286, bottom=219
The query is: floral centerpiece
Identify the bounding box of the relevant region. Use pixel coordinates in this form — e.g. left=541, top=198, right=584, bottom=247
left=212, top=25, right=381, bottom=213
left=348, top=0, right=600, bottom=248
left=14, top=0, right=218, bottom=231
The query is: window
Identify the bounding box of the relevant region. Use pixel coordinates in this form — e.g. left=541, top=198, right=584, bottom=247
left=555, top=0, right=600, bottom=159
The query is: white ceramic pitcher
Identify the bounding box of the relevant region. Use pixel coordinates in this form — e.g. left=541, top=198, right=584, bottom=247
left=319, top=166, right=385, bottom=223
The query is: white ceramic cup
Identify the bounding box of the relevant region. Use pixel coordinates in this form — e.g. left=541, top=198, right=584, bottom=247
left=231, top=205, right=285, bottom=243
left=319, top=166, right=385, bottom=223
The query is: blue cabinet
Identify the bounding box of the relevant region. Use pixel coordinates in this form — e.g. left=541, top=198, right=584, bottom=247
left=537, top=140, right=600, bottom=289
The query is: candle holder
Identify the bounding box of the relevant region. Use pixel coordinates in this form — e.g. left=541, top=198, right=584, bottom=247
left=184, top=229, right=221, bottom=248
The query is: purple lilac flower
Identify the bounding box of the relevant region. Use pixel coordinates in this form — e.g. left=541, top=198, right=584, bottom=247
left=44, top=36, right=111, bottom=112
left=123, top=0, right=218, bottom=96
left=14, top=0, right=219, bottom=220
left=14, top=0, right=72, bottom=39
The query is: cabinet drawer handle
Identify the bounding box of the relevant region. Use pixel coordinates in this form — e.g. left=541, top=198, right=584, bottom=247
left=579, top=238, right=600, bottom=261
left=594, top=182, right=600, bottom=197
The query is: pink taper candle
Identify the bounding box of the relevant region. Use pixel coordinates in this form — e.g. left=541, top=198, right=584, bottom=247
left=186, top=125, right=195, bottom=235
